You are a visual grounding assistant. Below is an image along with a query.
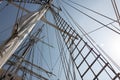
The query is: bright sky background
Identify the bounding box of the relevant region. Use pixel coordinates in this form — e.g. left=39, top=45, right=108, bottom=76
left=59, top=0, right=120, bottom=66
left=0, top=0, right=120, bottom=80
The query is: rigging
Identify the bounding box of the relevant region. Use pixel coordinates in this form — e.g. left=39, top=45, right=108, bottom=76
left=60, top=2, right=120, bottom=71
left=1, top=0, right=120, bottom=80
left=62, top=0, right=120, bottom=35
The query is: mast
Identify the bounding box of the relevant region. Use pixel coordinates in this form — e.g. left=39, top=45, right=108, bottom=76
left=0, top=0, right=51, bottom=68
left=0, top=26, right=54, bottom=80
left=0, top=0, right=120, bottom=80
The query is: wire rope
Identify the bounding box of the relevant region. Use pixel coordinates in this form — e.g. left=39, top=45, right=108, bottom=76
left=45, top=21, right=53, bottom=72
left=81, top=21, right=118, bottom=36
left=14, top=1, right=22, bottom=24
left=36, top=44, right=51, bottom=71
left=111, top=0, right=120, bottom=26
left=67, top=0, right=120, bottom=35
left=50, top=10, right=72, bottom=80
left=55, top=27, right=76, bottom=80
left=68, top=0, right=117, bottom=22
left=110, top=23, right=120, bottom=31
left=56, top=54, right=63, bottom=79
left=62, top=0, right=120, bottom=35
left=61, top=2, right=120, bottom=71
left=56, top=32, right=70, bottom=80
left=60, top=1, right=104, bottom=36
left=19, top=2, right=26, bottom=24
left=30, top=46, right=34, bottom=80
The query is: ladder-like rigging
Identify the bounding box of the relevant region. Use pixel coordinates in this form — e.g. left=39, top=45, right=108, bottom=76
left=53, top=12, right=120, bottom=80
left=0, top=0, right=120, bottom=80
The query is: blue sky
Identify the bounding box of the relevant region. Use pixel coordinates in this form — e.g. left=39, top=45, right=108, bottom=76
left=0, top=0, right=120, bottom=80
left=60, top=0, right=120, bottom=66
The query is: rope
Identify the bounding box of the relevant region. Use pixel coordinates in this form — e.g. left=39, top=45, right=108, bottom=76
left=68, top=0, right=117, bottom=22
left=58, top=0, right=78, bottom=32
left=36, top=45, right=51, bottom=71
left=30, top=46, right=34, bottom=80
left=55, top=31, right=69, bottom=80
left=81, top=21, right=116, bottom=36
left=62, top=0, right=120, bottom=35
left=19, top=2, right=26, bottom=23
left=55, top=29, right=75, bottom=80
left=110, top=23, right=120, bottom=31
left=60, top=0, right=120, bottom=36
left=111, top=0, right=120, bottom=26
left=15, top=1, right=22, bottom=24
left=60, top=1, right=120, bottom=71
left=45, top=22, right=53, bottom=72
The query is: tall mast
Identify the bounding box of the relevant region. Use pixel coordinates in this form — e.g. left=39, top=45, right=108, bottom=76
left=0, top=26, right=53, bottom=80
left=0, top=0, right=120, bottom=80
left=0, top=0, right=51, bottom=68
